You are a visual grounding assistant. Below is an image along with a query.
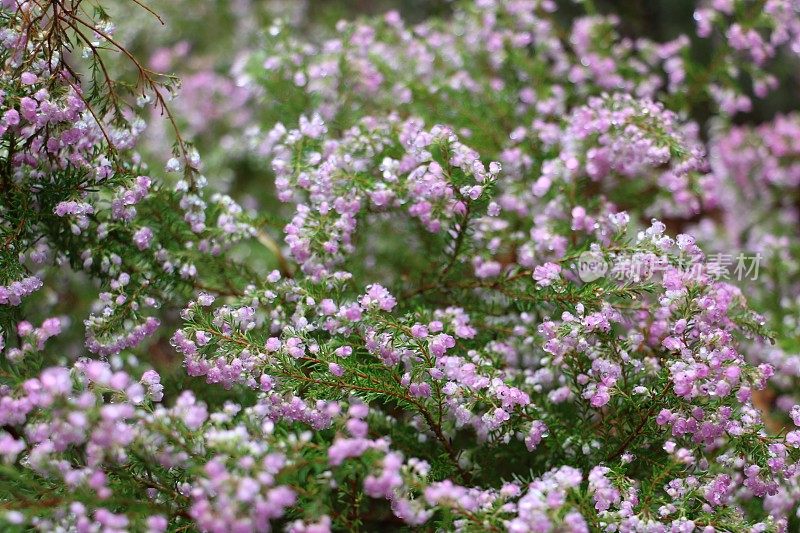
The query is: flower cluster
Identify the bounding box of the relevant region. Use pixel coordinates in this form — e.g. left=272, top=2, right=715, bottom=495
left=4, top=0, right=800, bottom=531
left=0, top=0, right=255, bottom=358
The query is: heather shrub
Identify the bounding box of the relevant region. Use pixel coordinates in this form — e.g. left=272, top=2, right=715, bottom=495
left=3, top=1, right=800, bottom=532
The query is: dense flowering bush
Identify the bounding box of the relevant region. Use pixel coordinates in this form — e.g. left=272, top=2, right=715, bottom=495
left=4, top=0, right=800, bottom=531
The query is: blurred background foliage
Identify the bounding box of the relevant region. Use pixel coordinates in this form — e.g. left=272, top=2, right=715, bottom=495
left=104, top=0, right=798, bottom=182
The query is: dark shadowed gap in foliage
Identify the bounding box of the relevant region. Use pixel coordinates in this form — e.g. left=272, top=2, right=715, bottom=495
left=594, top=0, right=800, bottom=125
left=306, top=0, right=453, bottom=25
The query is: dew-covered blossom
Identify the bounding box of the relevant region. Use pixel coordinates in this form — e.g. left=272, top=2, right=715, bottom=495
left=0, top=276, right=42, bottom=306
left=4, top=0, right=800, bottom=531
left=532, top=263, right=561, bottom=287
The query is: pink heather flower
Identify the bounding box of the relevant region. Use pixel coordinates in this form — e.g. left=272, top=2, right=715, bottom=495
left=165, top=158, right=181, bottom=172
left=146, top=516, right=168, bottom=533
left=328, top=438, right=371, bottom=466
left=3, top=109, right=19, bottom=126
left=133, top=227, right=154, bottom=250
left=320, top=299, right=337, bottom=315
left=19, top=97, right=37, bottom=120
left=662, top=336, right=684, bottom=351
left=428, top=334, right=455, bottom=357
left=428, top=321, right=443, bottom=333
left=589, top=467, right=621, bottom=512
left=408, top=382, right=431, bottom=398
left=346, top=418, right=368, bottom=438
left=364, top=452, right=403, bottom=499
left=474, top=259, right=502, bottom=279
left=0, top=433, right=25, bottom=463
left=410, top=324, right=428, bottom=338
left=348, top=404, right=369, bottom=419
left=39, top=367, right=72, bottom=395
left=195, top=331, right=210, bottom=346
left=656, top=409, right=674, bottom=426
left=299, top=113, right=327, bottom=139
left=341, top=304, right=362, bottom=322
left=173, top=391, right=207, bottom=430
left=140, top=370, right=164, bottom=402
left=533, top=262, right=561, bottom=287
left=260, top=374, right=275, bottom=391
left=17, top=321, right=33, bottom=336
left=704, top=475, right=733, bottom=507
left=54, top=201, right=94, bottom=217
left=328, top=363, right=344, bottom=377
left=20, top=72, right=38, bottom=85
left=525, top=420, right=548, bottom=451
left=590, top=387, right=611, bottom=408
left=359, top=284, right=397, bottom=312
left=791, top=405, right=800, bottom=427
left=0, top=276, right=42, bottom=306
left=39, top=317, right=61, bottom=337
left=265, top=337, right=281, bottom=352
left=335, top=346, right=352, bottom=358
